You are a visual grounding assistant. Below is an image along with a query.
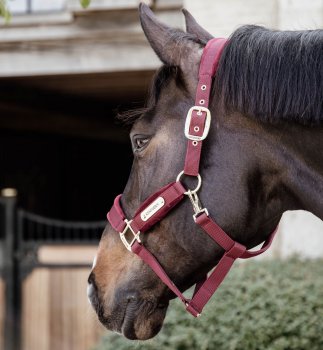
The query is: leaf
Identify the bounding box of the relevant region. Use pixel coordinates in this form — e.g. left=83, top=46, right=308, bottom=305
left=0, top=0, right=11, bottom=23
left=80, top=0, right=91, bottom=9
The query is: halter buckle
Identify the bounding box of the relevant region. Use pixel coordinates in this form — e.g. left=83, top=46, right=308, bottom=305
left=184, top=106, right=211, bottom=141
left=120, top=219, right=141, bottom=251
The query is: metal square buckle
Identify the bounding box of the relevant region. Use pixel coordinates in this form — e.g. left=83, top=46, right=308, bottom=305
left=184, top=106, right=211, bottom=141
left=120, top=219, right=141, bottom=251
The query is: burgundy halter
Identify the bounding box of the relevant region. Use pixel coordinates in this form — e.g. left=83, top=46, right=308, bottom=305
left=107, top=38, right=278, bottom=317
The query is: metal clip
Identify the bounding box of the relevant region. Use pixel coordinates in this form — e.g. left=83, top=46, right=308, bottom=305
left=186, top=190, right=209, bottom=222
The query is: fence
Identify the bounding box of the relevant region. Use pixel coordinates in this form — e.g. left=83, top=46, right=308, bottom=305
left=0, top=193, right=106, bottom=350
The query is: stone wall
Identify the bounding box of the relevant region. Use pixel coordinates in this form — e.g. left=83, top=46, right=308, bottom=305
left=0, top=0, right=182, bottom=77
left=184, top=0, right=323, bottom=35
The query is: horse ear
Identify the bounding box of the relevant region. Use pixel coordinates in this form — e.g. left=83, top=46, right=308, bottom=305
left=182, top=9, right=213, bottom=42
left=139, top=3, right=200, bottom=68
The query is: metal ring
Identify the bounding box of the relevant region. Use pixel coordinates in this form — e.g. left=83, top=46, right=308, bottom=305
left=176, top=171, right=202, bottom=195
left=201, top=85, right=207, bottom=91
left=194, top=126, right=199, bottom=132
left=192, top=141, right=198, bottom=146
left=199, top=99, right=205, bottom=105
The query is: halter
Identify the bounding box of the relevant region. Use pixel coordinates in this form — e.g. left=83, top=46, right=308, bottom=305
left=107, top=38, right=278, bottom=317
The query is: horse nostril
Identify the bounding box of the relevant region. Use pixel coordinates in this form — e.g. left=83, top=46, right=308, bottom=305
left=87, top=273, right=98, bottom=305
left=88, top=272, right=97, bottom=289
left=126, top=292, right=138, bottom=303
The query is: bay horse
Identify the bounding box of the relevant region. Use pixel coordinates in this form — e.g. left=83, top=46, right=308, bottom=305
left=88, top=3, right=323, bottom=340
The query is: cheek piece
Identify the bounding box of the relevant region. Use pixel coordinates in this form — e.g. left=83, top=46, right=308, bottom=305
left=107, top=38, right=279, bottom=318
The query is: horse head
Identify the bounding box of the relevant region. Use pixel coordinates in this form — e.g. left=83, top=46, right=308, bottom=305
left=88, top=3, right=323, bottom=340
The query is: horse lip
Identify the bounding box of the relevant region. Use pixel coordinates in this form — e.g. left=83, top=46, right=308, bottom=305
left=97, top=300, right=134, bottom=336
left=96, top=301, right=128, bottom=334
left=121, top=300, right=169, bottom=340
left=97, top=297, right=169, bottom=339
left=120, top=301, right=140, bottom=339
left=121, top=315, right=135, bottom=339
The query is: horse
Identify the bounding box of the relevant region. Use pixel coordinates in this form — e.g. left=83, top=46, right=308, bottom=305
left=87, top=3, right=323, bottom=340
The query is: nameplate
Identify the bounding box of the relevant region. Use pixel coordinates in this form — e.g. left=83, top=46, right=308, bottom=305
left=140, top=197, right=165, bottom=222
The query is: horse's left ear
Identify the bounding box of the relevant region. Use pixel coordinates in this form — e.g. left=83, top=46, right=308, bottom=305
left=182, top=9, right=213, bottom=42
left=139, top=3, right=202, bottom=70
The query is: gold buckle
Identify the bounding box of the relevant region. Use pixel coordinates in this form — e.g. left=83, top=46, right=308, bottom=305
left=184, top=106, right=211, bottom=141
left=120, top=219, right=141, bottom=251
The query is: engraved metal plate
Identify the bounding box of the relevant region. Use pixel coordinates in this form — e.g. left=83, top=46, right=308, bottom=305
left=140, top=197, right=165, bottom=222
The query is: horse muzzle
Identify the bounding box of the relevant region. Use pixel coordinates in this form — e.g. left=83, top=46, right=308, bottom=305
left=118, top=295, right=169, bottom=340
left=87, top=272, right=169, bottom=340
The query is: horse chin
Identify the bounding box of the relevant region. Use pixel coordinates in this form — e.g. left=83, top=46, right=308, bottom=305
left=98, top=300, right=169, bottom=340
left=121, top=302, right=169, bottom=340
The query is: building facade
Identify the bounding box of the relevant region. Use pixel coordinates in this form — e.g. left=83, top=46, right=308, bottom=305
left=0, top=1, right=322, bottom=349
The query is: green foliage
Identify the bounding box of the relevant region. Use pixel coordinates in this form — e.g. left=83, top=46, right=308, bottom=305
left=94, top=259, right=323, bottom=350
left=80, top=0, right=91, bottom=9
left=0, top=0, right=11, bottom=23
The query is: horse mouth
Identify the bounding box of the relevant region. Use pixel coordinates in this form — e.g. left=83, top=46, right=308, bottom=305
left=99, top=300, right=169, bottom=340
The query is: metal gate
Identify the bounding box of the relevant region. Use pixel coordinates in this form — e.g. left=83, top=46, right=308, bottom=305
left=0, top=192, right=106, bottom=350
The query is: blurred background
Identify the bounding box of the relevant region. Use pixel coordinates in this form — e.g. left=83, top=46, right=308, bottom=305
left=0, top=0, right=322, bottom=349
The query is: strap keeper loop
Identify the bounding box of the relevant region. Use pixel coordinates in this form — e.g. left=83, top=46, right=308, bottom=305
left=226, top=241, right=246, bottom=259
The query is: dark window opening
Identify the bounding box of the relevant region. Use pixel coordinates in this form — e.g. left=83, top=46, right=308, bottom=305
left=0, top=71, right=153, bottom=221
left=0, top=130, right=132, bottom=221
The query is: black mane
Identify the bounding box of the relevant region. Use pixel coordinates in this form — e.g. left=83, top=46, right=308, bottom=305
left=215, top=25, right=323, bottom=125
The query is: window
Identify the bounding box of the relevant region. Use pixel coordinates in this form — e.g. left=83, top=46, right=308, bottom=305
left=9, top=0, right=66, bottom=14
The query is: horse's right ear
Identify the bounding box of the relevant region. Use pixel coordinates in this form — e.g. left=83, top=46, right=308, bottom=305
left=139, top=3, right=201, bottom=68
left=182, top=9, right=213, bottom=42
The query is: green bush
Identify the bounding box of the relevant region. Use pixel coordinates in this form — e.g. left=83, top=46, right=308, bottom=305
left=94, top=259, right=323, bottom=350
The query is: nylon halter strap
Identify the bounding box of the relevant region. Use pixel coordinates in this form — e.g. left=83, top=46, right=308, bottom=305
left=107, top=38, right=279, bottom=318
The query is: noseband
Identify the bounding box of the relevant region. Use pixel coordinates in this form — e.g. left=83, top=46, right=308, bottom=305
left=107, top=38, right=278, bottom=317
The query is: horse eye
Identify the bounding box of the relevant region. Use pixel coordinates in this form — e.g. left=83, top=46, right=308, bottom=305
left=133, top=136, right=150, bottom=152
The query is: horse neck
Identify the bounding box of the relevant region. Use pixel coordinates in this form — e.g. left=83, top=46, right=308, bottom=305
left=275, top=124, right=323, bottom=219
left=249, top=118, right=323, bottom=221
left=216, top=112, right=323, bottom=246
